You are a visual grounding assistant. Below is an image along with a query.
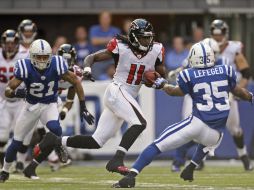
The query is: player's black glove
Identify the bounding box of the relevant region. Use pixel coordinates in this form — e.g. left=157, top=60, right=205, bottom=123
left=83, top=67, right=95, bottom=82
left=14, top=88, right=27, bottom=98
left=79, top=100, right=95, bottom=124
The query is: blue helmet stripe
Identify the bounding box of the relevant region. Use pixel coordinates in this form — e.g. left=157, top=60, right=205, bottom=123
left=200, top=43, right=207, bottom=66
left=40, top=40, right=44, bottom=50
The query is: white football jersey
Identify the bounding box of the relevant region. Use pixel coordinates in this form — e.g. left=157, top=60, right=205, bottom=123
left=107, top=38, right=164, bottom=98
left=18, top=44, right=30, bottom=57
left=58, top=65, right=83, bottom=90
left=219, top=41, right=242, bottom=71
left=0, top=48, right=29, bottom=100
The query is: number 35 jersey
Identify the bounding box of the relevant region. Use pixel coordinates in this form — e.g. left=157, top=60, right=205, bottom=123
left=107, top=38, right=164, bottom=98
left=14, top=55, right=68, bottom=104
left=177, top=64, right=237, bottom=123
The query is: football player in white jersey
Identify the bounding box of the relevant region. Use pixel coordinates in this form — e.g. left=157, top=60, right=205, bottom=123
left=211, top=19, right=252, bottom=170
left=112, top=42, right=253, bottom=188
left=15, top=19, right=37, bottom=172
left=34, top=18, right=166, bottom=175
left=0, top=30, right=28, bottom=167
left=18, top=19, right=37, bottom=53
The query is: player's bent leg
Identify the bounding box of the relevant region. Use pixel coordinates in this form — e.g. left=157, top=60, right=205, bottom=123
left=171, top=141, right=196, bottom=172
left=105, top=85, right=147, bottom=175
left=113, top=116, right=194, bottom=188
left=181, top=122, right=223, bottom=182
left=226, top=100, right=253, bottom=171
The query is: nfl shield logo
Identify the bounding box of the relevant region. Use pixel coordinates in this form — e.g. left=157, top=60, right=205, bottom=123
left=41, top=76, right=46, bottom=80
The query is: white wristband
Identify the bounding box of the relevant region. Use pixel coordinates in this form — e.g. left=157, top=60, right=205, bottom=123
left=62, top=107, right=68, bottom=113
left=84, top=67, right=91, bottom=73
left=66, top=98, right=74, bottom=103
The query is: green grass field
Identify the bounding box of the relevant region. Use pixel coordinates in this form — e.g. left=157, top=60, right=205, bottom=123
left=1, top=162, right=254, bottom=190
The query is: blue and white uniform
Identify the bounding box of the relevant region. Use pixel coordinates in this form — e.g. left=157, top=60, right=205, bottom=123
left=156, top=64, right=236, bottom=153
left=130, top=64, right=237, bottom=174
left=13, top=55, right=68, bottom=145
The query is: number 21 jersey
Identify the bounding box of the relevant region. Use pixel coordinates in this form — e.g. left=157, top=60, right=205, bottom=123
left=107, top=38, right=164, bottom=98
left=14, top=55, right=68, bottom=104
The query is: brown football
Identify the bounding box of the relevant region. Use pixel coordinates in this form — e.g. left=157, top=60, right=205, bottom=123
left=143, top=71, right=161, bottom=87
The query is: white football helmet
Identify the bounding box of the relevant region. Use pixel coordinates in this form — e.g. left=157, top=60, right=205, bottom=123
left=202, top=38, right=220, bottom=59
left=29, top=39, right=52, bottom=70
left=188, top=42, right=215, bottom=69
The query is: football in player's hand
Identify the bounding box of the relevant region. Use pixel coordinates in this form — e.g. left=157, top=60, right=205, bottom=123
left=143, top=71, right=161, bottom=87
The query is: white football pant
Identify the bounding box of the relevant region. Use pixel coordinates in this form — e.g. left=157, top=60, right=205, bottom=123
left=92, top=82, right=146, bottom=146
left=154, top=115, right=221, bottom=153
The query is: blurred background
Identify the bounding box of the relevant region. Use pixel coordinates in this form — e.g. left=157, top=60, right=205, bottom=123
left=1, top=0, right=254, bottom=161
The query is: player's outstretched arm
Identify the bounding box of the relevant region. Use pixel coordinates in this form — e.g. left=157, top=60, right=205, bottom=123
left=162, top=84, right=185, bottom=96
left=83, top=49, right=113, bottom=81
left=59, top=87, right=75, bottom=120
left=153, top=78, right=185, bottom=96
left=61, top=71, right=94, bottom=124
left=5, top=77, right=23, bottom=98
left=231, top=84, right=253, bottom=103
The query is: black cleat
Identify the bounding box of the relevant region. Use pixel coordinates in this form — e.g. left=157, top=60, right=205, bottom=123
left=54, top=145, right=68, bottom=163
left=240, top=155, right=253, bottom=171
left=112, top=176, right=135, bottom=188
left=15, top=161, right=24, bottom=173
left=180, top=165, right=194, bottom=182
left=0, top=171, right=9, bottom=183
left=23, top=162, right=39, bottom=180
left=106, top=158, right=129, bottom=176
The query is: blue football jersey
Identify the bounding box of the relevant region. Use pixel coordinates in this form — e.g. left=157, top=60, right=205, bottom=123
left=177, top=64, right=237, bottom=124
left=14, top=55, right=68, bottom=104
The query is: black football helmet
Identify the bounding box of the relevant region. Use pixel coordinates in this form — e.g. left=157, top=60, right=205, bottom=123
left=1, top=29, right=19, bottom=58
left=57, top=44, right=77, bottom=66
left=128, top=18, right=154, bottom=52
left=210, top=19, right=229, bottom=36
left=18, top=19, right=37, bottom=44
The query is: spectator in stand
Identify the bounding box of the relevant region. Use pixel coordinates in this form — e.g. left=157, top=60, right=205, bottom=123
left=52, top=36, right=68, bottom=54
left=74, top=26, right=93, bottom=67
left=186, top=27, right=204, bottom=49
left=98, top=64, right=116, bottom=80
left=122, top=18, right=132, bottom=35
left=165, top=36, right=189, bottom=71
left=89, top=11, right=120, bottom=79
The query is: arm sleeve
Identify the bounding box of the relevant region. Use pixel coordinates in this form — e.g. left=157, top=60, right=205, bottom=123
left=176, top=70, right=190, bottom=94
left=14, top=59, right=27, bottom=80
left=106, top=38, right=119, bottom=55
left=56, top=56, right=68, bottom=76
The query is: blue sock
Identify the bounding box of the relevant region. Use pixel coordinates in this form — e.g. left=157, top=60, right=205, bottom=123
left=191, top=144, right=208, bottom=165
left=5, top=140, right=23, bottom=162
left=132, top=143, right=161, bottom=173
left=174, top=141, right=196, bottom=166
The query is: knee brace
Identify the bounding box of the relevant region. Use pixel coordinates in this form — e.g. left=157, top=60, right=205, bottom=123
left=46, top=120, right=62, bottom=136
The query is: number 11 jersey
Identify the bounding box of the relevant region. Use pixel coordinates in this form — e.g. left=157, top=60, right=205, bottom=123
left=14, top=55, right=68, bottom=104
left=107, top=38, right=164, bottom=98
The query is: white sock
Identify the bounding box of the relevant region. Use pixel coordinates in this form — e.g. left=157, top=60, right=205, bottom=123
left=2, top=159, right=12, bottom=173
left=237, top=146, right=247, bottom=157
left=117, top=146, right=127, bottom=153
left=17, top=152, right=27, bottom=163
left=62, top=136, right=69, bottom=146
